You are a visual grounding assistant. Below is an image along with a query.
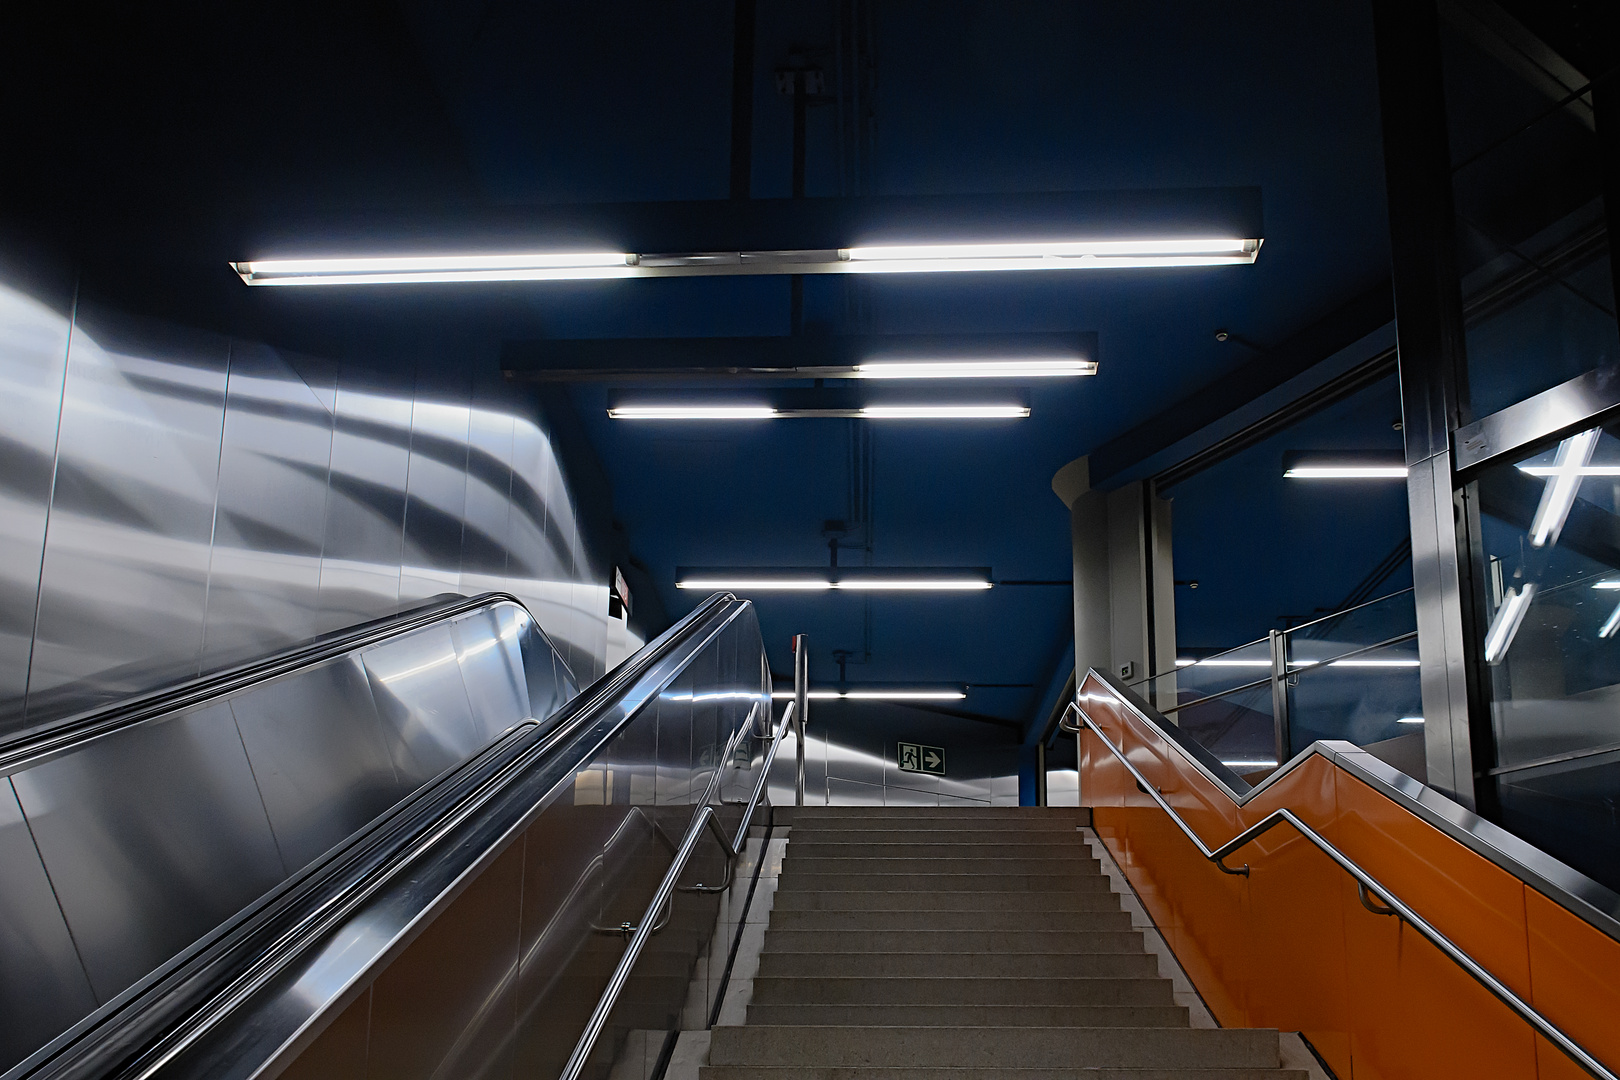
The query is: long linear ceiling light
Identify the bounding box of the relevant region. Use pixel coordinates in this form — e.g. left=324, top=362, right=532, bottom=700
left=1284, top=465, right=1409, bottom=479
left=232, top=238, right=1260, bottom=286
left=1529, top=427, right=1601, bottom=548
left=677, top=567, right=994, bottom=592
left=770, top=689, right=968, bottom=701
left=609, top=403, right=1029, bottom=420
left=855, top=359, right=1094, bottom=379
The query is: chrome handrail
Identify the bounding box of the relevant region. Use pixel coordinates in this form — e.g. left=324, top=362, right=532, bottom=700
left=558, top=698, right=796, bottom=1080
left=1062, top=700, right=1618, bottom=1080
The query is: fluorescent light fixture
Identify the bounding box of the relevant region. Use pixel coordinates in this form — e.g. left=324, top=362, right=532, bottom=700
left=859, top=405, right=1029, bottom=419
left=1529, top=427, right=1601, bottom=548
left=678, top=579, right=834, bottom=591
left=1221, top=759, right=1279, bottom=769
left=1180, top=659, right=1270, bottom=668
left=1517, top=465, right=1620, bottom=476
left=855, top=359, right=1095, bottom=379
left=1594, top=582, right=1620, bottom=590
left=1398, top=716, right=1425, bottom=724
left=1484, top=584, right=1536, bottom=664
left=840, top=237, right=1261, bottom=273
left=235, top=238, right=1260, bottom=286
left=608, top=405, right=777, bottom=420
left=1317, top=658, right=1421, bottom=668
left=1601, top=603, right=1620, bottom=640
left=1284, top=466, right=1409, bottom=479
left=678, top=577, right=991, bottom=591
left=770, top=690, right=966, bottom=701
left=233, top=252, right=636, bottom=286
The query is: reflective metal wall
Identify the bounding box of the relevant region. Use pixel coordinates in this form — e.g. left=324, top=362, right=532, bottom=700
left=0, top=274, right=615, bottom=739
left=0, top=597, right=575, bottom=1072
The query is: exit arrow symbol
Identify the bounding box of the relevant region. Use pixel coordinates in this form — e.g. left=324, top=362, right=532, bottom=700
left=924, top=750, right=941, bottom=769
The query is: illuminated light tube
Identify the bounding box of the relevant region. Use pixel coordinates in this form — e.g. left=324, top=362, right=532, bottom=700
left=1398, top=716, right=1425, bottom=724
left=1593, top=582, right=1620, bottom=589
left=1529, top=427, right=1601, bottom=547
left=677, top=578, right=992, bottom=591
left=1180, top=659, right=1270, bottom=668
left=839, top=237, right=1261, bottom=273
left=855, top=359, right=1096, bottom=379
left=1221, top=759, right=1279, bottom=769
left=609, top=405, right=778, bottom=420
left=1484, top=584, right=1536, bottom=664
left=1283, top=466, right=1409, bottom=479
left=859, top=404, right=1029, bottom=419
left=233, top=252, right=636, bottom=286
left=771, top=690, right=966, bottom=701
left=1315, top=658, right=1422, bottom=668
left=1518, top=464, right=1620, bottom=476
left=1601, top=602, right=1620, bottom=640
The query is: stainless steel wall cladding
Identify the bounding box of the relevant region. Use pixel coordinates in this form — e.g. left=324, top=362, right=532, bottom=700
left=277, top=600, right=774, bottom=1080
left=0, top=596, right=575, bottom=1072
left=0, top=275, right=615, bottom=737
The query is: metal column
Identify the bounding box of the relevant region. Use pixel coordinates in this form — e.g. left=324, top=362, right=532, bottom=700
left=792, top=633, right=808, bottom=805
left=1268, top=629, right=1291, bottom=768
left=1372, top=0, right=1491, bottom=809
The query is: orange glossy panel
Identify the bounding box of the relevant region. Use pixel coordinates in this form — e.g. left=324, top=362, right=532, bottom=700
left=1525, top=887, right=1620, bottom=1071
left=1077, top=671, right=1617, bottom=1080
left=1330, top=772, right=1532, bottom=998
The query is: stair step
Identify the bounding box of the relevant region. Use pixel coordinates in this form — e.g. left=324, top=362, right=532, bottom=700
left=768, top=909, right=1136, bottom=932
left=763, top=929, right=1145, bottom=953
left=707, top=1025, right=1281, bottom=1069
left=790, top=841, right=1091, bottom=856
left=782, top=857, right=1102, bottom=875
left=745, top=1004, right=1190, bottom=1028
left=776, top=873, right=1111, bottom=892
left=702, top=1069, right=1308, bottom=1080
left=771, top=891, right=1124, bottom=912
left=757, top=952, right=1160, bottom=979
left=750, top=976, right=1175, bottom=1007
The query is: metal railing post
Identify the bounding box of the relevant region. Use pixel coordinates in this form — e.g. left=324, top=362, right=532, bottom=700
left=793, top=633, right=808, bottom=805
left=1268, top=629, right=1290, bottom=768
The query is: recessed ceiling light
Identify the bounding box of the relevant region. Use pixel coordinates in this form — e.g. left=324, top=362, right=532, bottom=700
left=677, top=577, right=993, bottom=592
left=840, top=237, right=1261, bottom=272
left=1398, top=716, right=1425, bottom=724
left=677, top=567, right=994, bottom=592
left=608, top=402, right=1029, bottom=420
left=1517, top=465, right=1620, bottom=476
left=859, top=404, right=1029, bottom=419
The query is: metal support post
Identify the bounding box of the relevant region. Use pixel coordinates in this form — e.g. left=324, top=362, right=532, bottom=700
left=793, top=633, right=808, bottom=805
left=1268, top=629, right=1291, bottom=768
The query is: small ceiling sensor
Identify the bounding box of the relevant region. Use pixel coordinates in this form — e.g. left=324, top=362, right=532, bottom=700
left=1392, top=419, right=1404, bottom=431
left=1214, top=329, right=1229, bottom=342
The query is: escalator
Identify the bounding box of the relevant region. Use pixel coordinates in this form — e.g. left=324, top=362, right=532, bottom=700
left=0, top=590, right=786, bottom=1080
left=1069, top=668, right=1620, bottom=1080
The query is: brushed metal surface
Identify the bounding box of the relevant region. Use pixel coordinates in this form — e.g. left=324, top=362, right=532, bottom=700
left=361, top=623, right=482, bottom=786
left=27, top=304, right=229, bottom=723
left=202, top=342, right=334, bottom=668
left=400, top=372, right=470, bottom=608
left=459, top=399, right=515, bottom=599
left=449, top=605, right=531, bottom=745
left=11, top=701, right=285, bottom=1001
left=0, top=277, right=71, bottom=733
left=0, top=777, right=97, bottom=1066
left=1455, top=365, right=1620, bottom=471
left=316, top=369, right=411, bottom=623
left=228, top=655, right=403, bottom=873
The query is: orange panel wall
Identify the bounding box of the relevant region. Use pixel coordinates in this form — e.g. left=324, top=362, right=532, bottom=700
left=1078, top=673, right=1619, bottom=1080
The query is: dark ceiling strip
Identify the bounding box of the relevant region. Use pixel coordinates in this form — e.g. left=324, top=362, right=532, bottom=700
left=1154, top=347, right=1398, bottom=492
left=1088, top=282, right=1396, bottom=489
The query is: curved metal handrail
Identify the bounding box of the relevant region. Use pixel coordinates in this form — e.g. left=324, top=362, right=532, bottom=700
left=0, top=590, right=552, bottom=775
left=1062, top=700, right=1618, bottom=1080
left=558, top=698, right=796, bottom=1080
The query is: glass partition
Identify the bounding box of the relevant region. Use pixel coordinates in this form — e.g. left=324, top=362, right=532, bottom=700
left=1472, top=422, right=1620, bottom=892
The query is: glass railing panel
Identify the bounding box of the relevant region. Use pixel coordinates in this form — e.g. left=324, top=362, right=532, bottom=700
left=1285, top=635, right=1423, bottom=762
left=1165, top=682, right=1279, bottom=781
left=1283, top=588, right=1416, bottom=657
left=1133, top=637, right=1272, bottom=718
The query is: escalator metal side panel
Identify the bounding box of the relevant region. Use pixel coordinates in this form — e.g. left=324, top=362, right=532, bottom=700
left=0, top=596, right=571, bottom=1077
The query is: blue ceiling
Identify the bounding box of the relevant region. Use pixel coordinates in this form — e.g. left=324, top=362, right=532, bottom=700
left=2, top=1, right=1402, bottom=735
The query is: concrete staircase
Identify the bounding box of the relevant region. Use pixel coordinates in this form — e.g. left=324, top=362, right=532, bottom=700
left=703, top=806, right=1306, bottom=1079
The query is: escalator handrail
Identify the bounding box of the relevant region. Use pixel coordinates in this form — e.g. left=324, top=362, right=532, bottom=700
left=1065, top=693, right=1618, bottom=1080
left=0, top=590, right=552, bottom=775
left=558, top=697, right=797, bottom=1080
left=10, top=591, right=746, bottom=1080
